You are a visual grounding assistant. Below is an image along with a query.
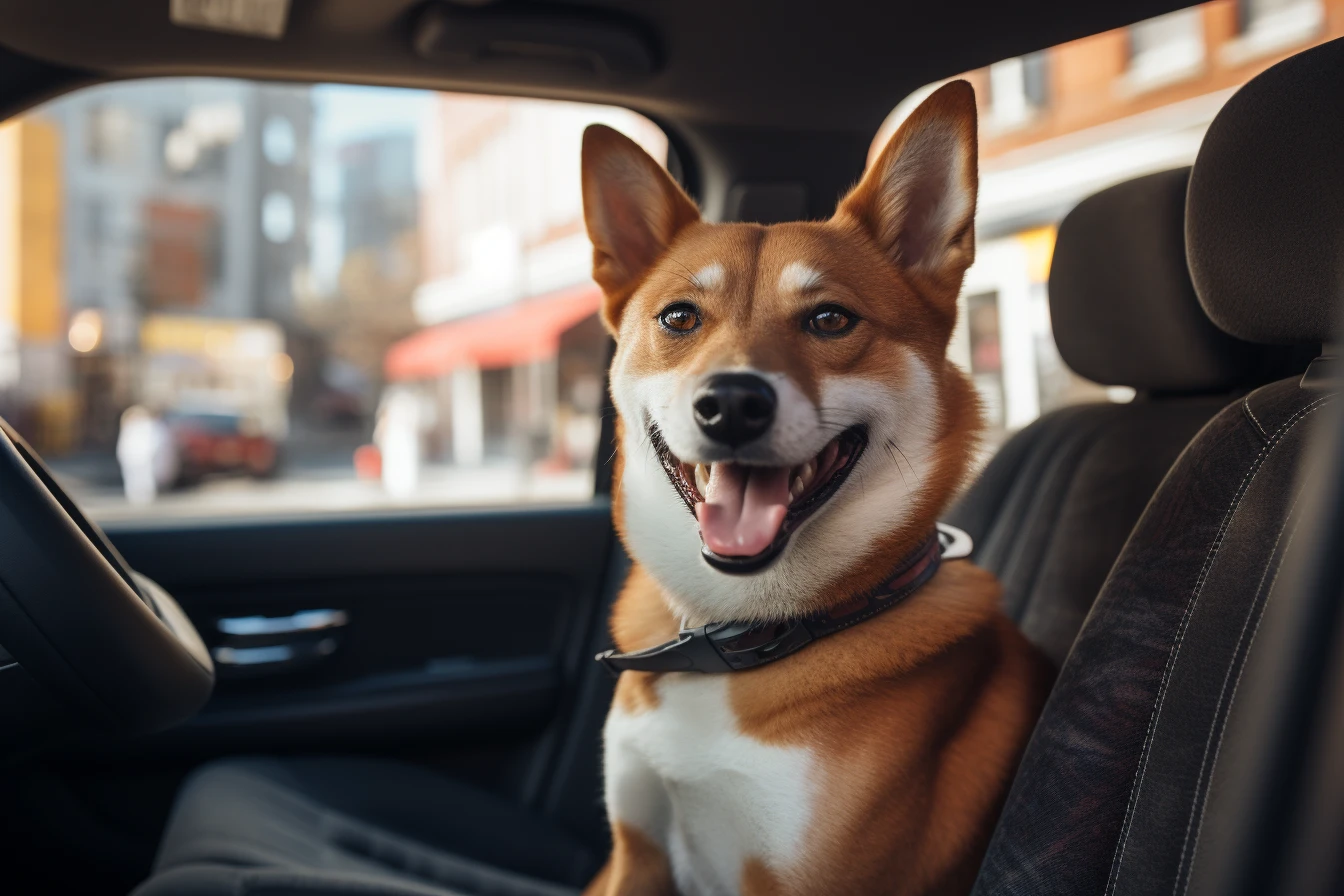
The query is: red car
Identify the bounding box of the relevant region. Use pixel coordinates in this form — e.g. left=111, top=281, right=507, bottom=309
left=166, top=411, right=280, bottom=483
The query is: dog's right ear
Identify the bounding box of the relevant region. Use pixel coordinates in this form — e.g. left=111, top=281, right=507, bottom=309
left=582, top=125, right=700, bottom=332
left=835, top=80, right=978, bottom=313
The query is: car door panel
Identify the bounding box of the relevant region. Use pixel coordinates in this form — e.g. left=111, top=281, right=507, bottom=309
left=0, top=501, right=620, bottom=892
left=102, top=501, right=614, bottom=754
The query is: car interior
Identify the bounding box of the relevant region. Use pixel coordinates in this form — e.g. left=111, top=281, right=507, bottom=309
left=0, top=2, right=1341, bottom=895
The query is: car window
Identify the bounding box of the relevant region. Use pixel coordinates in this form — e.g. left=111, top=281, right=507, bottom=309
left=878, top=0, right=1336, bottom=453
left=5, top=2, right=1336, bottom=519
left=0, top=80, right=665, bottom=520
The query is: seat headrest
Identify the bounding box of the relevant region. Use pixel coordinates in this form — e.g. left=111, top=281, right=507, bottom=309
left=1049, top=168, right=1279, bottom=392
left=1187, top=36, right=1344, bottom=345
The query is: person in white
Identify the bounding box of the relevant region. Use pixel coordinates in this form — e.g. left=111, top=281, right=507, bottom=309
left=374, top=387, right=426, bottom=500
left=116, top=406, right=178, bottom=505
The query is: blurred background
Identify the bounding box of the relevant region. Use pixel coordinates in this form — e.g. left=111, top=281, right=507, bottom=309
left=0, top=0, right=1339, bottom=520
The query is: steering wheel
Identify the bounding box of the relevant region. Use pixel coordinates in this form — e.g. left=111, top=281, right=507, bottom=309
left=0, top=418, right=213, bottom=750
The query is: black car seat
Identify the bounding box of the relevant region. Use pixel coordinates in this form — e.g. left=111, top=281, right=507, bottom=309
left=947, top=166, right=1306, bottom=665
left=132, top=122, right=1314, bottom=896
left=971, top=35, right=1342, bottom=896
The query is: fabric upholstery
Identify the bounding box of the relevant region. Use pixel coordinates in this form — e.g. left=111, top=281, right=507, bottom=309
left=974, top=36, right=1344, bottom=893
left=143, top=757, right=592, bottom=896
left=947, top=396, right=1233, bottom=665
left=1049, top=168, right=1277, bottom=391
left=1186, top=36, right=1344, bottom=345
left=971, top=376, right=1336, bottom=895
left=1107, top=380, right=1328, bottom=894
left=948, top=163, right=1310, bottom=665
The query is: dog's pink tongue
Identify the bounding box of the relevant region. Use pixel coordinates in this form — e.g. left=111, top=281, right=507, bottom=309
left=695, top=463, right=790, bottom=557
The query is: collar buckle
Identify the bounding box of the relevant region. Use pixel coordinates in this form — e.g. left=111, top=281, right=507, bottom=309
left=706, top=618, right=815, bottom=671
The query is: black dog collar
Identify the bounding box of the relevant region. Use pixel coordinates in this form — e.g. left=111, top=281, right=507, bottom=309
left=596, top=523, right=973, bottom=675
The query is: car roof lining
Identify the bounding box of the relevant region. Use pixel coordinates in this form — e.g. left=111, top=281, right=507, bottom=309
left=0, top=0, right=1195, bottom=132
left=0, top=0, right=1202, bottom=223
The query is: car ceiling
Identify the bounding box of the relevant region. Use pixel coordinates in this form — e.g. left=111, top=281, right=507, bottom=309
left=0, top=0, right=1195, bottom=132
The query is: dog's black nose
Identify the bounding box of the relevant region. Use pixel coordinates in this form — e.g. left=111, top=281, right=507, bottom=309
left=692, top=373, right=777, bottom=447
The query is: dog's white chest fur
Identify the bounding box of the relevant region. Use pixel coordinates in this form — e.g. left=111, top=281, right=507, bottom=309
left=603, top=673, right=816, bottom=895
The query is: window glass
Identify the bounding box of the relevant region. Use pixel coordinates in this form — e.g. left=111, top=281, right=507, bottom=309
left=0, top=80, right=665, bottom=519
left=1229, top=0, right=1325, bottom=60
left=877, top=0, right=1339, bottom=456
left=1128, top=8, right=1207, bottom=89
left=984, top=51, right=1050, bottom=133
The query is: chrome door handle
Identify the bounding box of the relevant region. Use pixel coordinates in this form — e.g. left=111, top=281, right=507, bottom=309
left=212, top=608, right=349, bottom=674
left=216, top=609, right=349, bottom=637
left=213, top=638, right=339, bottom=668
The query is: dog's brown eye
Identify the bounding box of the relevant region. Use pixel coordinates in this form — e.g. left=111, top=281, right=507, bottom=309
left=806, top=305, right=857, bottom=336
left=659, top=303, right=701, bottom=333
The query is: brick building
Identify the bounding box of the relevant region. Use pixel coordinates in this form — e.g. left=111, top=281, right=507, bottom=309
left=877, top=0, right=1344, bottom=443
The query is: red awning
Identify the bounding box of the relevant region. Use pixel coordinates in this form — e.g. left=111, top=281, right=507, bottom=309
left=385, top=283, right=602, bottom=382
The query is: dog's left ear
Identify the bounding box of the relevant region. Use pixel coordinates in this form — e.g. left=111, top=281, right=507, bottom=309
left=835, top=80, right=978, bottom=306
left=582, top=124, right=700, bottom=332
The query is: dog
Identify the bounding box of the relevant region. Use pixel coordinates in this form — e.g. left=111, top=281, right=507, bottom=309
left=579, top=80, right=1053, bottom=896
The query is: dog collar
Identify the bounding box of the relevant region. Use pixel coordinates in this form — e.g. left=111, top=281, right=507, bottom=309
left=596, top=523, right=973, bottom=675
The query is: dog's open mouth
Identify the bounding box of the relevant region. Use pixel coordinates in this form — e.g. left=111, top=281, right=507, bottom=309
left=651, top=425, right=868, bottom=574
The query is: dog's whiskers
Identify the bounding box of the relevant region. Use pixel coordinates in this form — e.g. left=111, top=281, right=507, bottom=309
left=882, top=439, right=910, bottom=489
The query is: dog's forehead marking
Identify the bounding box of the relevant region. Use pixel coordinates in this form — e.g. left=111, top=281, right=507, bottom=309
left=778, top=261, right=822, bottom=294
left=691, top=262, right=725, bottom=291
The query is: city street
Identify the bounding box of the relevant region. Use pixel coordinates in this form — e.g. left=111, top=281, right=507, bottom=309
left=50, top=453, right=594, bottom=522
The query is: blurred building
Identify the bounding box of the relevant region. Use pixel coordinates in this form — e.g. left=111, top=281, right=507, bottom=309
left=882, top=0, right=1344, bottom=444
left=0, top=118, right=67, bottom=449
left=254, top=86, right=313, bottom=323
left=386, top=96, right=665, bottom=470
left=288, top=130, right=423, bottom=427
left=339, top=133, right=417, bottom=257
left=13, top=79, right=311, bottom=450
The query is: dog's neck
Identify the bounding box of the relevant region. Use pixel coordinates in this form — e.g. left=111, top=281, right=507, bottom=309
left=662, top=516, right=946, bottom=630
left=599, top=528, right=950, bottom=674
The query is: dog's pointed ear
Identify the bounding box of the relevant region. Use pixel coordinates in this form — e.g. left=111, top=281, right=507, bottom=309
left=835, top=80, right=978, bottom=305
left=582, top=124, right=700, bottom=331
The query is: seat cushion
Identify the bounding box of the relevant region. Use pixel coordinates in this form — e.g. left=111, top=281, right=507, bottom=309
left=152, top=757, right=595, bottom=895
left=136, top=864, right=501, bottom=896
left=971, top=377, right=1335, bottom=895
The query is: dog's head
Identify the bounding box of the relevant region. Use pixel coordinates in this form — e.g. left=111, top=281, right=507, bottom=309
left=583, top=81, right=983, bottom=624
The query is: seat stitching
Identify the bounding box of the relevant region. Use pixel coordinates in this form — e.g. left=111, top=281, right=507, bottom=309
left=1108, top=396, right=1331, bottom=894
left=1106, top=394, right=1332, bottom=895
left=1242, top=396, right=1268, bottom=441
left=1109, top=396, right=1330, bottom=893
left=1176, top=488, right=1306, bottom=896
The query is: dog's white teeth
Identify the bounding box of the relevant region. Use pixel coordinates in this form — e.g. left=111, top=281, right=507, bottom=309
left=790, top=475, right=805, bottom=501
left=694, top=463, right=711, bottom=496
left=800, top=459, right=817, bottom=487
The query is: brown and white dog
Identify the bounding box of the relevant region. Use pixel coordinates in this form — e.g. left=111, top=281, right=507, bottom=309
left=580, top=81, right=1053, bottom=896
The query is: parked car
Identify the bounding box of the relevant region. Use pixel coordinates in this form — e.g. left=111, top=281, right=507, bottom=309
left=165, top=411, right=280, bottom=483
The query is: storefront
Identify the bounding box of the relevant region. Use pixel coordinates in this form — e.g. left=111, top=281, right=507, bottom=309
left=383, top=282, right=606, bottom=470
